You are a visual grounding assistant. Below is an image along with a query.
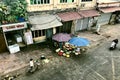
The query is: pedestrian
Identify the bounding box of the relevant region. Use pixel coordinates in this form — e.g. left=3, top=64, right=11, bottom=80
left=109, top=39, right=118, bottom=50
left=29, top=58, right=34, bottom=69
left=95, top=24, right=101, bottom=35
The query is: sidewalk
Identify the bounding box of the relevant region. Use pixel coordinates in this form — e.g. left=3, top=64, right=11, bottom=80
left=78, top=24, right=120, bottom=48
left=0, top=24, right=120, bottom=78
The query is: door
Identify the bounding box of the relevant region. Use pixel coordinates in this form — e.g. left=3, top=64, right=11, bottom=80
left=58, top=21, right=72, bottom=33
left=46, top=28, right=53, bottom=39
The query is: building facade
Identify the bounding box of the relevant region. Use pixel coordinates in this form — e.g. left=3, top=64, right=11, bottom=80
left=26, top=0, right=96, bottom=12
left=96, top=1, right=120, bottom=25
left=25, top=0, right=120, bottom=43
left=26, top=0, right=99, bottom=41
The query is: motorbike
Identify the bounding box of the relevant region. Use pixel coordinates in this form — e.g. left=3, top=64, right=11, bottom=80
left=109, top=39, right=118, bottom=50
left=26, top=59, right=42, bottom=74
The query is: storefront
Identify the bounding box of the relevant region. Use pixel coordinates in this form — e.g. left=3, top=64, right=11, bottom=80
left=75, top=18, right=89, bottom=31
left=97, top=12, right=112, bottom=25
left=0, top=22, right=31, bottom=54
left=97, top=2, right=120, bottom=26
left=110, top=11, right=120, bottom=24
left=57, top=11, right=83, bottom=34
left=77, top=10, right=100, bottom=31
left=28, top=14, right=63, bottom=43
left=97, top=7, right=120, bottom=25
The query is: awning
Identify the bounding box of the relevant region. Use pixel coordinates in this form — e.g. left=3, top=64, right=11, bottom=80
left=99, top=7, right=120, bottom=13
left=97, top=0, right=119, bottom=4
left=28, top=15, right=62, bottom=31
left=78, top=10, right=100, bottom=18
left=57, top=12, right=83, bottom=22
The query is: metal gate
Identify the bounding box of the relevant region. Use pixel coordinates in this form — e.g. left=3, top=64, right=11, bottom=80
left=75, top=19, right=82, bottom=31
left=97, top=13, right=112, bottom=25
left=75, top=18, right=89, bottom=31
left=81, top=18, right=89, bottom=30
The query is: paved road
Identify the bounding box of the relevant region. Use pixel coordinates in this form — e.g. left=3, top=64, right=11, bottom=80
left=15, top=37, right=120, bottom=80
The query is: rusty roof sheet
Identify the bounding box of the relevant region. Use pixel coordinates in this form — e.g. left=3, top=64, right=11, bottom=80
left=78, top=10, right=100, bottom=18
left=99, top=7, right=120, bottom=13
left=57, top=12, right=83, bottom=22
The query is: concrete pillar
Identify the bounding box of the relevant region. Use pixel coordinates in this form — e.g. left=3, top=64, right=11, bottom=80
left=71, top=20, right=77, bottom=34
left=53, top=27, right=56, bottom=34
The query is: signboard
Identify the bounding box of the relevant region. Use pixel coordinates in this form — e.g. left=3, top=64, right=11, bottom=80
left=24, top=31, right=33, bottom=45
left=1, top=22, right=27, bottom=32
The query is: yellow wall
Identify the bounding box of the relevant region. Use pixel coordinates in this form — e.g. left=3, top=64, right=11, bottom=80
left=26, top=0, right=97, bottom=12
left=80, top=0, right=96, bottom=10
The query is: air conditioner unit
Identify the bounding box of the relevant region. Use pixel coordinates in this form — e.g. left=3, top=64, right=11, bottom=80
left=81, top=4, right=85, bottom=8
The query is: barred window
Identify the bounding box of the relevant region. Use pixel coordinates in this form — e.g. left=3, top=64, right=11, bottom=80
left=30, top=0, right=50, bottom=4
left=81, top=0, right=92, bottom=2
left=60, top=0, right=74, bottom=3
left=32, top=30, right=45, bottom=38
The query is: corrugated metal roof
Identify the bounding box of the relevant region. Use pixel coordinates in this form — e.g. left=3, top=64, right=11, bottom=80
left=29, top=14, right=58, bottom=24
left=99, top=7, right=120, bottom=13
left=57, top=12, right=83, bottom=22
left=78, top=10, right=100, bottom=18
left=28, top=14, right=62, bottom=30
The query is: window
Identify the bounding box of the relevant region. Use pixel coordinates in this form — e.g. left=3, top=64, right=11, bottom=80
left=30, top=0, right=50, bottom=5
left=81, top=0, right=92, bottom=2
left=32, top=30, right=45, bottom=38
left=60, top=0, right=74, bottom=3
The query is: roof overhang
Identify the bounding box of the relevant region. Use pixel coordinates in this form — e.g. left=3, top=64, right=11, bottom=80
left=28, top=15, right=63, bottom=31
left=99, top=7, right=120, bottom=13
left=78, top=10, right=100, bottom=18
left=57, top=12, right=83, bottom=22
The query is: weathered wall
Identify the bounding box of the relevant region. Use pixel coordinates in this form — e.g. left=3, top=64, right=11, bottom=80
left=26, top=0, right=97, bottom=12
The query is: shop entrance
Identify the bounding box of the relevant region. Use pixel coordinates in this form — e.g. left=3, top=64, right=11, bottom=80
left=5, top=30, right=25, bottom=47
left=56, top=21, right=72, bottom=33
left=0, top=22, right=28, bottom=54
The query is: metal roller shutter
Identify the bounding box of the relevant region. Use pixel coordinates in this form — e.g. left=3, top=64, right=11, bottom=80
left=97, top=13, right=112, bottom=25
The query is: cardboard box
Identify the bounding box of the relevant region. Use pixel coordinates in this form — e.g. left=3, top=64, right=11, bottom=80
left=8, top=44, right=20, bottom=54
left=14, top=34, right=22, bottom=43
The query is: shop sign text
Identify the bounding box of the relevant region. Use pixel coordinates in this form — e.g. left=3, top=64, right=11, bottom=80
left=2, top=23, right=26, bottom=32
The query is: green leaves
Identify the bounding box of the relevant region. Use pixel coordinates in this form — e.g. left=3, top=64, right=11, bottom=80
left=0, top=0, right=28, bottom=24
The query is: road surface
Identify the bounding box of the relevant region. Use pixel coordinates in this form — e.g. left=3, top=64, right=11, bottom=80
left=15, top=38, right=120, bottom=80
